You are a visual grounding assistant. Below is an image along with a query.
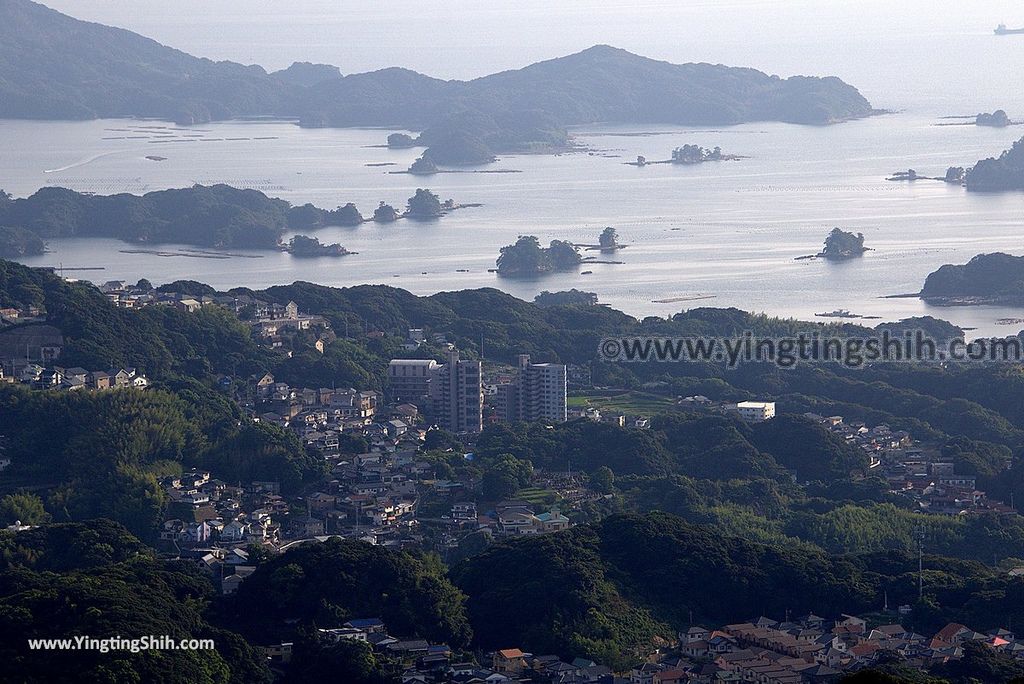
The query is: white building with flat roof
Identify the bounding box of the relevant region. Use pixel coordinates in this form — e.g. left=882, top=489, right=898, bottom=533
left=737, top=401, right=775, bottom=423
left=387, top=358, right=438, bottom=401
left=497, top=354, right=567, bottom=424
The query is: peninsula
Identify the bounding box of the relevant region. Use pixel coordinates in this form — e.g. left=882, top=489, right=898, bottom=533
left=965, top=136, right=1024, bottom=191
left=920, top=252, right=1024, bottom=305
left=0, top=1, right=877, bottom=167
left=0, top=185, right=468, bottom=252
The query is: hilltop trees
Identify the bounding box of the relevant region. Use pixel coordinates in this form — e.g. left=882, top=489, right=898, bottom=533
left=227, top=537, right=472, bottom=647
left=534, top=289, right=599, bottom=306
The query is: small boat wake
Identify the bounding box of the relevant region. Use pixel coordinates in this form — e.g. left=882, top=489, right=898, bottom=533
left=44, top=150, right=127, bottom=174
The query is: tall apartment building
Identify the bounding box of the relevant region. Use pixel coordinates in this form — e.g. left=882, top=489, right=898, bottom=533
left=430, top=350, right=483, bottom=433
left=498, top=354, right=567, bottom=424
left=387, top=359, right=438, bottom=402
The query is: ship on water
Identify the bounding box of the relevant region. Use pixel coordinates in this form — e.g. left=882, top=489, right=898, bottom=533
left=995, top=23, right=1024, bottom=35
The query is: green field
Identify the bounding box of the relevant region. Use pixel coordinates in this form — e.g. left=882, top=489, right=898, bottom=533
left=568, top=390, right=678, bottom=416
left=515, top=487, right=558, bottom=506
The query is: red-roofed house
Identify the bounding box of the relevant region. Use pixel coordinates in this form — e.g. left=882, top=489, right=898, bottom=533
left=493, top=648, right=528, bottom=673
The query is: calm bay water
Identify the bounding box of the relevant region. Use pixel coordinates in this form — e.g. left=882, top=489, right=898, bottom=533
left=4, top=2, right=1024, bottom=336
left=2, top=114, right=1024, bottom=336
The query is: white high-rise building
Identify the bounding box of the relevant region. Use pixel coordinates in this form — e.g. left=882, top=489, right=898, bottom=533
left=429, top=350, right=483, bottom=434
left=500, top=354, right=567, bottom=423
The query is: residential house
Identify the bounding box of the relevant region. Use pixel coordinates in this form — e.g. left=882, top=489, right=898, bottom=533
left=492, top=649, right=528, bottom=673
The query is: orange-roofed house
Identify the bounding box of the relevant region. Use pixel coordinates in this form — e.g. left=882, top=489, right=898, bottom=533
left=935, top=623, right=970, bottom=644
left=493, top=648, right=528, bottom=673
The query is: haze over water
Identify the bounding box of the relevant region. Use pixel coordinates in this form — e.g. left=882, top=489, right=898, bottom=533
left=6, top=1, right=1024, bottom=336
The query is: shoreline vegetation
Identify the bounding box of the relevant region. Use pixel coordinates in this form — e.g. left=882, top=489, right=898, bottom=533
left=888, top=134, right=1024, bottom=191
left=919, top=252, right=1024, bottom=306
left=965, top=136, right=1024, bottom=191
left=0, top=185, right=473, bottom=254
left=0, top=2, right=876, bottom=169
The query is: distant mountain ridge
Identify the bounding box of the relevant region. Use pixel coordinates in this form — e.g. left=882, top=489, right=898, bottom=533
left=0, top=0, right=877, bottom=163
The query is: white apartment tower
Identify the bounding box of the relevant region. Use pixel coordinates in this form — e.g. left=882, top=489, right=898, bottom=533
left=430, top=350, right=483, bottom=434
left=502, top=354, right=567, bottom=423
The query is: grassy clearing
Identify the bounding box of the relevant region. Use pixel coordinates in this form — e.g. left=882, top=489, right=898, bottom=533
left=568, top=390, right=678, bottom=416
left=516, top=487, right=558, bottom=506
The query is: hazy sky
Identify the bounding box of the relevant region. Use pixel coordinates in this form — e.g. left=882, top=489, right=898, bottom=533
left=37, top=1, right=1024, bottom=77
left=33, top=1, right=1024, bottom=114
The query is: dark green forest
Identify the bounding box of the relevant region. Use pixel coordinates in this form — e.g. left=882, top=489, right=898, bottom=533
left=5, top=259, right=1024, bottom=680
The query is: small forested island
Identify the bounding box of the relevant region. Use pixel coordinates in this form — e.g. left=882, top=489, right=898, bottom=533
left=937, top=110, right=1014, bottom=128
left=496, top=235, right=583, bottom=276
left=965, top=136, right=1024, bottom=191
left=944, top=166, right=966, bottom=184
left=818, top=227, right=868, bottom=260
left=571, top=227, right=628, bottom=257
left=977, top=109, right=1012, bottom=127
left=285, top=235, right=351, bottom=258
left=920, top=252, right=1024, bottom=305
left=534, top=289, right=599, bottom=306
left=598, top=226, right=621, bottom=251
left=0, top=185, right=470, bottom=251
left=628, top=144, right=742, bottom=167
left=0, top=2, right=876, bottom=167
left=673, top=144, right=722, bottom=163
left=406, top=188, right=443, bottom=219
left=887, top=166, right=967, bottom=184
left=386, top=132, right=418, bottom=149
left=373, top=201, right=399, bottom=223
